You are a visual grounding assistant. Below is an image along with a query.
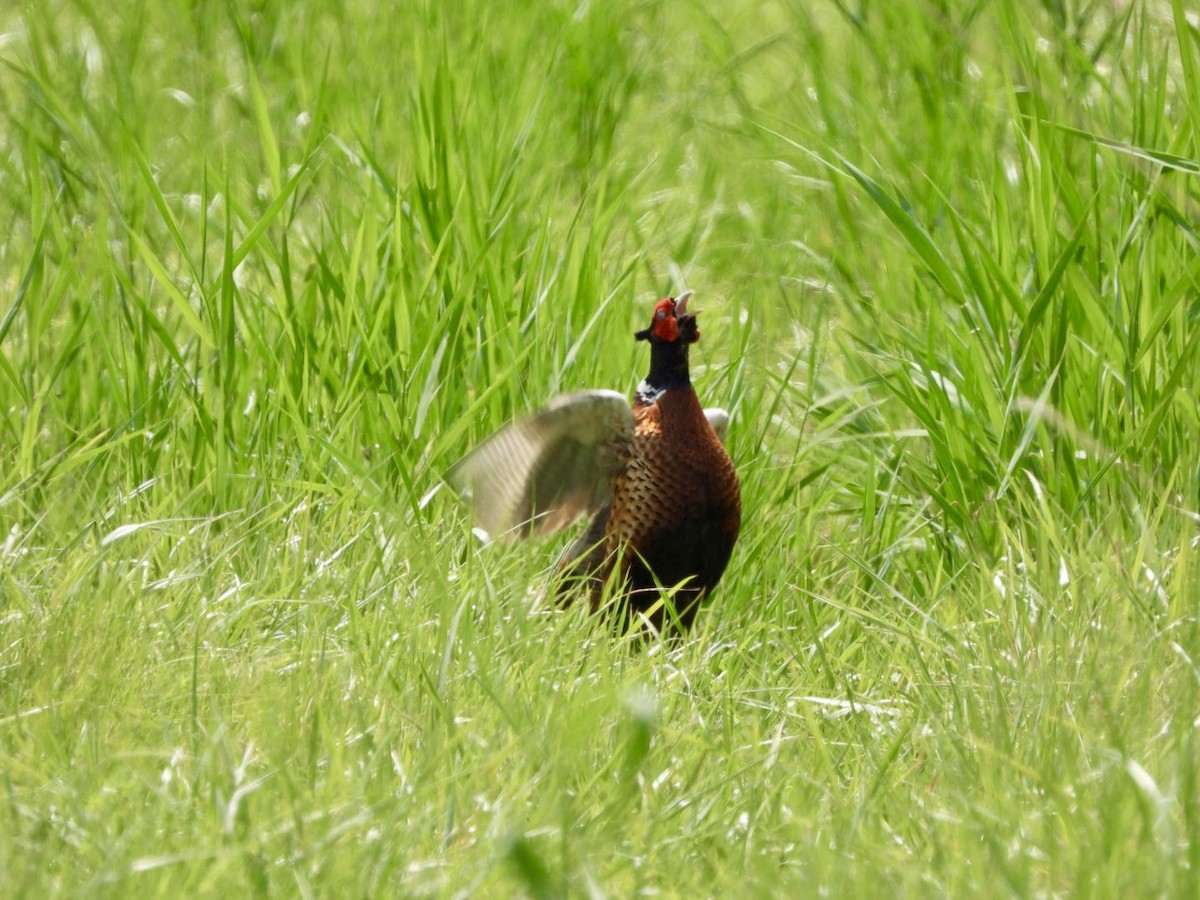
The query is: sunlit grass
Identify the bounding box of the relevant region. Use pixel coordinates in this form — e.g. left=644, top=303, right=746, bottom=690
left=2, top=0, right=1198, bottom=895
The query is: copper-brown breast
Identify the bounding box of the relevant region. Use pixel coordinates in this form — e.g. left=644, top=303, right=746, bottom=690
left=604, top=387, right=741, bottom=618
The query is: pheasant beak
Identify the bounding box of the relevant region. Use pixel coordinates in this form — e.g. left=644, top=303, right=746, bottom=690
left=675, top=291, right=701, bottom=346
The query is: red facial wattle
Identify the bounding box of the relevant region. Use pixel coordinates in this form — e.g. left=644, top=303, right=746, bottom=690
left=651, top=298, right=679, bottom=341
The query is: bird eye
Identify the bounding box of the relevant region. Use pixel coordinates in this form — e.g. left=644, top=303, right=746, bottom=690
left=656, top=310, right=666, bottom=320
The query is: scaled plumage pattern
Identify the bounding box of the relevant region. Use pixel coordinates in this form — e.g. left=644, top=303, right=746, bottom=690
left=448, top=292, right=741, bottom=630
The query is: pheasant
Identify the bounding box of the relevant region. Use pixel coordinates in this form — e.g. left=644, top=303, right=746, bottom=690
left=448, top=292, right=741, bottom=631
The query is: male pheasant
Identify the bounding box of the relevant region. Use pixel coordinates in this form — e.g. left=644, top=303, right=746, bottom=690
left=448, top=292, right=741, bottom=631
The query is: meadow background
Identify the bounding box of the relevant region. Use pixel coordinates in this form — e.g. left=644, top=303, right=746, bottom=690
left=2, top=0, right=1199, bottom=895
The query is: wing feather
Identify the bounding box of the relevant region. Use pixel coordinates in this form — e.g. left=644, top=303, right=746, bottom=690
left=447, top=390, right=634, bottom=541
left=703, top=408, right=730, bottom=444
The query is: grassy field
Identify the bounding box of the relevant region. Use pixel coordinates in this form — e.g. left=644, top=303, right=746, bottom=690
left=2, top=0, right=1199, bottom=895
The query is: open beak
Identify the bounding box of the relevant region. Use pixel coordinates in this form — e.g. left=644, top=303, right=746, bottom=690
left=635, top=290, right=697, bottom=341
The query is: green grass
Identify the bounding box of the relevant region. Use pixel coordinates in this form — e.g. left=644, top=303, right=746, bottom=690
left=2, top=0, right=1199, bottom=895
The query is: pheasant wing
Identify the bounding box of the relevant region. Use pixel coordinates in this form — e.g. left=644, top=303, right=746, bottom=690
left=447, top=390, right=634, bottom=541
left=703, top=408, right=730, bottom=444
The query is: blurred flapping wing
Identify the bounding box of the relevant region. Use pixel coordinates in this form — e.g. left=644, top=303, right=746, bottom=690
left=447, top=390, right=635, bottom=541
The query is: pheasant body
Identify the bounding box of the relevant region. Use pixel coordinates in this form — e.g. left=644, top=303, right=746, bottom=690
left=449, top=292, right=741, bottom=631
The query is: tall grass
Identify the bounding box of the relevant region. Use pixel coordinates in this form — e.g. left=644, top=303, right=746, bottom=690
left=2, top=0, right=1198, bottom=895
